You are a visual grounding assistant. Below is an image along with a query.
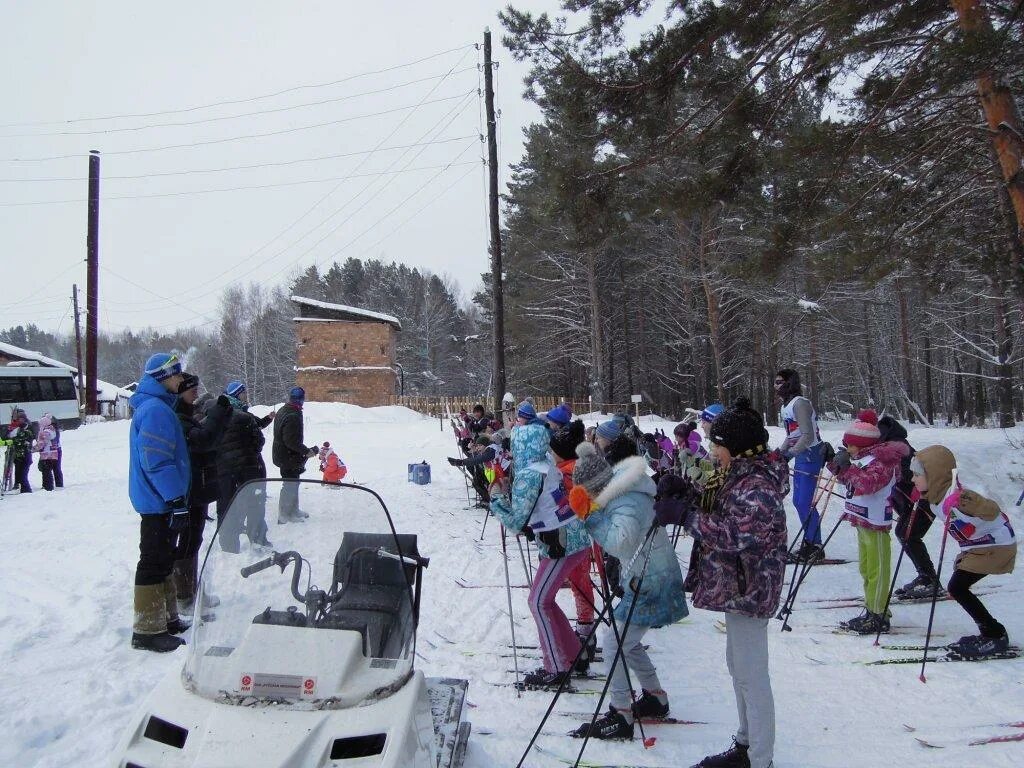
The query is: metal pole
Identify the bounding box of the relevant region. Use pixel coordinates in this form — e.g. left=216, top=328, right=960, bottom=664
left=85, top=150, right=100, bottom=415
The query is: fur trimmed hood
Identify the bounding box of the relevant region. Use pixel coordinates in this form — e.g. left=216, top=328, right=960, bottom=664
left=594, top=455, right=654, bottom=508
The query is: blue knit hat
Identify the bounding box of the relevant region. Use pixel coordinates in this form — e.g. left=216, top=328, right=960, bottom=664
left=225, top=380, right=246, bottom=397
left=596, top=415, right=626, bottom=442
left=143, top=353, right=182, bottom=382
left=543, top=403, right=572, bottom=427
left=700, top=403, right=724, bottom=423
left=289, top=386, right=306, bottom=403
left=516, top=400, right=537, bottom=420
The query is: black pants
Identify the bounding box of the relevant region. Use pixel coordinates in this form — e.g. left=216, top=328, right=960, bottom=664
left=135, top=513, right=177, bottom=586
left=13, top=456, right=31, bottom=492
left=176, top=503, right=208, bottom=561
left=895, top=500, right=936, bottom=579
left=39, top=459, right=59, bottom=491
left=470, top=465, right=490, bottom=502
left=947, top=569, right=1005, bottom=637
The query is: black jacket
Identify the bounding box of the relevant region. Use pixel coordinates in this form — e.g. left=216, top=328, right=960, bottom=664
left=176, top=396, right=232, bottom=505
left=878, top=415, right=915, bottom=515
left=272, top=403, right=310, bottom=474
left=217, top=407, right=272, bottom=482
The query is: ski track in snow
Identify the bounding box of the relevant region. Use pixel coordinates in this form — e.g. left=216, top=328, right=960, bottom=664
left=2, top=405, right=1023, bottom=767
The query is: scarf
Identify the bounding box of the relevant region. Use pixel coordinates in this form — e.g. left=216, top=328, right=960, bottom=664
left=700, top=444, right=768, bottom=516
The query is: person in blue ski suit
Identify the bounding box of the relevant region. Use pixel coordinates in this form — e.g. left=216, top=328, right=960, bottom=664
left=774, top=368, right=827, bottom=561
left=128, top=353, right=192, bottom=653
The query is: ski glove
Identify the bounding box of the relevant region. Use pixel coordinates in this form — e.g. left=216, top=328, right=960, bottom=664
left=447, top=457, right=465, bottom=467
left=832, top=448, right=852, bottom=472
left=168, top=497, right=189, bottom=531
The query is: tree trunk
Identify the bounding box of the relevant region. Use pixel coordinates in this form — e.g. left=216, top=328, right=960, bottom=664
left=862, top=303, right=877, bottom=405
left=808, top=315, right=820, bottom=413
left=923, top=333, right=935, bottom=425
left=951, top=0, right=1024, bottom=238
left=619, top=259, right=635, bottom=398
left=699, top=211, right=726, bottom=403
left=994, top=297, right=1016, bottom=427
left=585, top=248, right=605, bottom=405
left=954, top=355, right=966, bottom=426
left=896, top=278, right=917, bottom=421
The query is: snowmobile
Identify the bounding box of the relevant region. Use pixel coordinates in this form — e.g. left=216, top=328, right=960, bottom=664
left=113, top=479, right=471, bottom=767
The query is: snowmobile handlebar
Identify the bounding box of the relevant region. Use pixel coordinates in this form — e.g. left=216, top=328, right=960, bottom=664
left=240, top=551, right=306, bottom=600
left=376, top=547, right=430, bottom=569
left=240, top=555, right=278, bottom=578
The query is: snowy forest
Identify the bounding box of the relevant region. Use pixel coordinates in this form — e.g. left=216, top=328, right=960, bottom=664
left=5, top=1, right=1024, bottom=427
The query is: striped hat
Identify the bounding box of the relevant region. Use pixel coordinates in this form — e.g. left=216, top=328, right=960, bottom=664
left=843, top=409, right=881, bottom=449
left=700, top=403, right=724, bottom=423
left=225, top=380, right=246, bottom=397
left=143, top=353, right=182, bottom=382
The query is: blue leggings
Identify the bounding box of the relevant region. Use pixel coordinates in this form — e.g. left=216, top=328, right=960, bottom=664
left=793, top=445, right=825, bottom=544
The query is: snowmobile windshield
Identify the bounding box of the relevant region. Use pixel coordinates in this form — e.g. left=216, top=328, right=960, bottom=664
left=184, top=479, right=422, bottom=709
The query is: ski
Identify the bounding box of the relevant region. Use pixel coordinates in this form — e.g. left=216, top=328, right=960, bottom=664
left=882, top=643, right=1021, bottom=652
left=911, top=731, right=1024, bottom=748
left=532, top=743, right=666, bottom=768
left=455, top=578, right=529, bottom=589
left=864, top=649, right=1020, bottom=665
left=507, top=670, right=607, bottom=682
left=487, top=682, right=601, bottom=695
left=555, top=712, right=705, bottom=726
left=832, top=627, right=947, bottom=637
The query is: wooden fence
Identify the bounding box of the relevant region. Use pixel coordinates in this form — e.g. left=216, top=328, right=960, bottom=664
left=386, top=394, right=653, bottom=419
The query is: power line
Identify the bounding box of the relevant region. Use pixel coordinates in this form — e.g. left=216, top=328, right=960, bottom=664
left=0, top=66, right=478, bottom=139
left=0, top=44, right=475, bottom=128
left=1, top=91, right=475, bottom=162
left=0, top=134, right=476, bottom=183
left=0, top=157, right=479, bottom=207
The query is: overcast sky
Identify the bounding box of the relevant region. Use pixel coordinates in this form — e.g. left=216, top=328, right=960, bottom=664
left=0, top=1, right=578, bottom=336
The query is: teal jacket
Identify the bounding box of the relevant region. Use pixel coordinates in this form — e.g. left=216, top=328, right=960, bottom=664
left=585, top=456, right=688, bottom=627
left=491, top=421, right=590, bottom=559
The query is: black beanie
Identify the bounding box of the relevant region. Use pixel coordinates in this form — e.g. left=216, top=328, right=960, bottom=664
left=550, top=419, right=585, bottom=461
left=709, top=397, right=769, bottom=456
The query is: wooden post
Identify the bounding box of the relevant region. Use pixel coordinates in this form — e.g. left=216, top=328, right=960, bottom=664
left=85, top=150, right=100, bottom=416
left=484, top=29, right=507, bottom=415
left=72, top=284, right=85, bottom=405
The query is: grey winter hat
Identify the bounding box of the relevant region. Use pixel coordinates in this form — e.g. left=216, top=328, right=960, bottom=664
left=572, top=441, right=614, bottom=497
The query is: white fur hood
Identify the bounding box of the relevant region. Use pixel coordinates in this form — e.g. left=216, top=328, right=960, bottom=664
left=594, top=455, right=654, bottom=508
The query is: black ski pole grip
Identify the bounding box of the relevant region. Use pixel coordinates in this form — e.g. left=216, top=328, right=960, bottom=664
left=240, top=556, right=275, bottom=578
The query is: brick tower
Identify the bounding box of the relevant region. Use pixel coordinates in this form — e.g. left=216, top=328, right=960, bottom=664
left=291, top=296, right=401, bottom=407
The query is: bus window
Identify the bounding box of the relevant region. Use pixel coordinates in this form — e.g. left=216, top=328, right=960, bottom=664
left=36, top=378, right=56, bottom=401
left=53, top=378, right=77, bottom=400
left=21, top=378, right=41, bottom=402
left=0, top=379, right=25, bottom=403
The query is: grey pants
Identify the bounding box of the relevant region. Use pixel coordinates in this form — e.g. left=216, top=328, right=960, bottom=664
left=725, top=613, right=775, bottom=768
left=603, top=622, right=662, bottom=713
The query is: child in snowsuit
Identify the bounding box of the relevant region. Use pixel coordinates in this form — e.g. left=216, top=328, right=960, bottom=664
left=569, top=442, right=688, bottom=740
left=7, top=408, right=34, bottom=493
left=491, top=401, right=591, bottom=689
left=692, top=398, right=787, bottom=768
left=912, top=445, right=1017, bottom=658
left=318, top=442, right=348, bottom=483
left=33, top=414, right=60, bottom=491
left=878, top=416, right=938, bottom=599
left=827, top=410, right=905, bottom=634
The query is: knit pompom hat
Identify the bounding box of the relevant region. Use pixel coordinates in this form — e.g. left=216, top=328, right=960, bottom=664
left=843, top=409, right=881, bottom=449
left=569, top=441, right=614, bottom=516
left=543, top=403, right=573, bottom=427
left=596, top=415, right=626, bottom=442
left=516, top=400, right=537, bottom=421
left=708, top=397, right=769, bottom=456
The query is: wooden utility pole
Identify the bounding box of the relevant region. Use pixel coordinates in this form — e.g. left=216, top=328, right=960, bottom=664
left=72, top=284, right=85, bottom=404
left=950, top=0, right=1024, bottom=237
left=85, top=150, right=100, bottom=415
left=483, top=28, right=507, bottom=414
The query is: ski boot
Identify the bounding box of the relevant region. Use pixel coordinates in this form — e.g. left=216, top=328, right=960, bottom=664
left=632, top=689, right=670, bottom=719
left=132, top=631, right=185, bottom=653
left=569, top=706, right=634, bottom=740
left=575, top=624, right=598, bottom=664
left=838, top=610, right=889, bottom=635
left=515, top=668, right=571, bottom=691
left=896, top=575, right=940, bottom=601
left=692, top=739, right=750, bottom=768
left=952, top=633, right=1009, bottom=659
left=801, top=541, right=826, bottom=564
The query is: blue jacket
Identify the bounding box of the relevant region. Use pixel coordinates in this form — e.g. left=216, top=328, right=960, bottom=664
left=585, top=456, right=688, bottom=627
left=128, top=374, right=191, bottom=514
left=491, top=422, right=590, bottom=559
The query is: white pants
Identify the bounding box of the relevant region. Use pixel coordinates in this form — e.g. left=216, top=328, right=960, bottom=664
left=725, top=613, right=775, bottom=768
left=603, top=622, right=662, bottom=713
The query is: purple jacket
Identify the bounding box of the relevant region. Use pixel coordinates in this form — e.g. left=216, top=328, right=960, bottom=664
left=692, top=453, right=789, bottom=619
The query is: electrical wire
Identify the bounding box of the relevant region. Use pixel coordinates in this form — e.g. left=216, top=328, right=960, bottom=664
left=0, top=91, right=475, bottom=162
left=0, top=67, right=478, bottom=139
left=0, top=157, right=479, bottom=207
left=0, top=44, right=475, bottom=128
left=0, top=134, right=476, bottom=183
left=2, top=260, right=84, bottom=309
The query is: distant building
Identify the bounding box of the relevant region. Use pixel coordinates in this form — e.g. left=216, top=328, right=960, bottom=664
left=291, top=296, right=401, bottom=407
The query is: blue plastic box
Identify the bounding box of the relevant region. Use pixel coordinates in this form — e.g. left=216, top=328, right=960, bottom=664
left=408, top=462, right=431, bottom=485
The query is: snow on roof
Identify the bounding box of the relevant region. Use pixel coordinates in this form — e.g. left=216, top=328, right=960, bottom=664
left=290, top=295, right=402, bottom=330
left=0, top=340, right=78, bottom=371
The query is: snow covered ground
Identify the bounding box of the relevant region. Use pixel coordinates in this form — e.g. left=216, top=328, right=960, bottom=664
left=2, top=403, right=1023, bottom=767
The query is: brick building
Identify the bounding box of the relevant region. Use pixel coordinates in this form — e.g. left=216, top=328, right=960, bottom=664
left=291, top=296, right=401, bottom=407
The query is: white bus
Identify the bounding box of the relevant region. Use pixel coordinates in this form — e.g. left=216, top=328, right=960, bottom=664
left=0, top=363, right=82, bottom=429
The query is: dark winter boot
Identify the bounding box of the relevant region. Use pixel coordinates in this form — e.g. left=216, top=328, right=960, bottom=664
left=802, top=542, right=826, bottom=564
left=898, top=575, right=941, bottom=601
left=632, top=689, right=670, bottom=719
left=167, top=616, right=192, bottom=635
left=839, top=610, right=889, bottom=635
left=569, top=707, right=634, bottom=740
left=515, top=668, right=571, bottom=691
left=694, top=739, right=751, bottom=768
left=132, top=631, right=185, bottom=653
left=575, top=623, right=597, bottom=663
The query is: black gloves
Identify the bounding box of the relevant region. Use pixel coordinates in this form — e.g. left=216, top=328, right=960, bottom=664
left=447, top=457, right=465, bottom=467
left=520, top=525, right=536, bottom=542
left=168, top=497, right=189, bottom=531
left=307, top=446, right=319, bottom=458
left=833, top=448, right=852, bottom=472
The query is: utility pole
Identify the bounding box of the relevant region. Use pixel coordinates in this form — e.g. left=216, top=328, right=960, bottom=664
left=72, top=284, right=85, bottom=404
left=85, top=150, right=100, bottom=415
left=483, top=28, right=507, bottom=415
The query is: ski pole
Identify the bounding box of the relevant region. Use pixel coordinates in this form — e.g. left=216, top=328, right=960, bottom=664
left=573, top=527, right=660, bottom=765
left=501, top=525, right=522, bottom=698
left=920, top=476, right=955, bottom=683
left=777, top=474, right=834, bottom=621
left=874, top=497, right=925, bottom=646
left=515, top=535, right=534, bottom=588
left=1016, top=486, right=1024, bottom=506
left=779, top=510, right=846, bottom=632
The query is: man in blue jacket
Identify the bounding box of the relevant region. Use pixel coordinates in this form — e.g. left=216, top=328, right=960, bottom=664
left=128, top=353, right=192, bottom=653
